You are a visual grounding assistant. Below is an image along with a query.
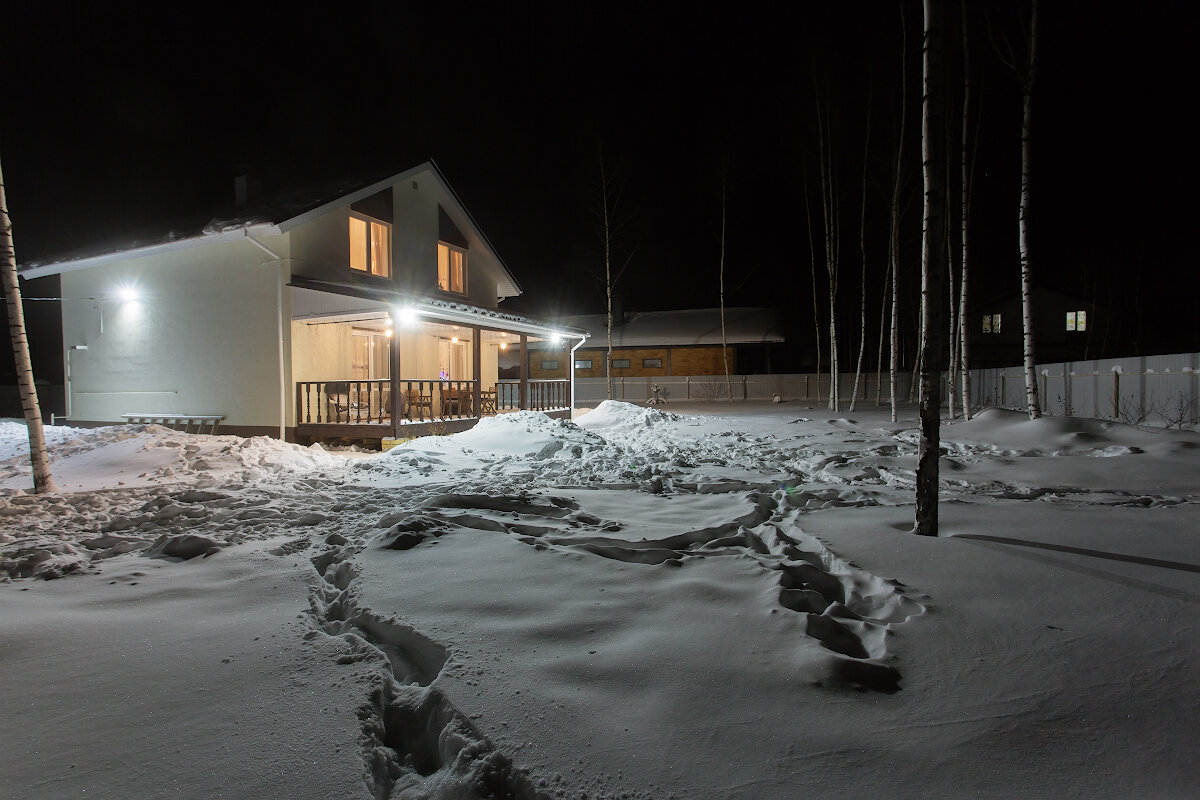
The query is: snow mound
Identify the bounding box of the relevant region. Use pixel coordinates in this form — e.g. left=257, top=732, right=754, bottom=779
left=395, top=411, right=607, bottom=460
left=941, top=407, right=1198, bottom=456
left=576, top=400, right=684, bottom=435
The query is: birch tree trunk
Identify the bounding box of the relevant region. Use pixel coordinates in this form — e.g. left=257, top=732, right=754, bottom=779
left=598, top=149, right=615, bottom=402
left=1019, top=0, right=1041, bottom=419
left=959, top=0, right=974, bottom=419
left=719, top=173, right=732, bottom=403
left=805, top=176, right=822, bottom=396
left=814, top=82, right=839, bottom=412
left=875, top=259, right=891, bottom=406
left=916, top=0, right=947, bottom=536
left=888, top=3, right=909, bottom=423
left=849, top=93, right=872, bottom=412
left=946, top=146, right=959, bottom=419
left=0, top=155, right=57, bottom=494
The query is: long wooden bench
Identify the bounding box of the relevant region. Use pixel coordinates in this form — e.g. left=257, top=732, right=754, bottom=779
left=121, top=414, right=224, bottom=435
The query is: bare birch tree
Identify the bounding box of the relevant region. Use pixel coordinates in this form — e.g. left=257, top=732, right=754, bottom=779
left=804, top=174, right=822, bottom=394
left=995, top=0, right=1042, bottom=418
left=814, top=77, right=840, bottom=411
left=849, top=91, right=872, bottom=412
left=596, top=146, right=635, bottom=402
left=719, top=171, right=732, bottom=403
left=916, top=0, right=947, bottom=535
left=888, top=2, right=910, bottom=423
left=959, top=0, right=977, bottom=419
left=0, top=154, right=56, bottom=494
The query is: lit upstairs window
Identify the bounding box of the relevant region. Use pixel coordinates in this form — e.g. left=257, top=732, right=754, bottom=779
left=1066, top=310, right=1087, bottom=331
left=349, top=214, right=391, bottom=277
left=437, top=242, right=467, bottom=294
left=982, top=313, right=1002, bottom=334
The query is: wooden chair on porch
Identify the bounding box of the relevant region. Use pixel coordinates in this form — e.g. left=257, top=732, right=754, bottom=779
left=405, top=387, right=433, bottom=420
left=480, top=388, right=497, bottom=416
left=325, top=381, right=350, bottom=423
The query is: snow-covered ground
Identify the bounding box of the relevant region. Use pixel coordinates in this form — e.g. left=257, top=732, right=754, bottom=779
left=1, top=401, right=1197, bottom=799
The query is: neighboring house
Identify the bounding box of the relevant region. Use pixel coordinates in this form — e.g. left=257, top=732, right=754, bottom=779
left=18, top=161, right=587, bottom=443
left=970, top=287, right=1107, bottom=368
left=527, top=306, right=784, bottom=379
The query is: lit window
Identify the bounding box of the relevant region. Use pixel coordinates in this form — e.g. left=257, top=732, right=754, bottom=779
left=349, top=215, right=390, bottom=277
left=437, top=242, right=467, bottom=294
left=982, top=314, right=1002, bottom=334
left=1066, top=310, right=1087, bottom=332
left=574, top=359, right=592, bottom=369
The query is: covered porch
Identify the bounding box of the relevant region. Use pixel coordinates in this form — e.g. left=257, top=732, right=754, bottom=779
left=289, top=282, right=581, bottom=445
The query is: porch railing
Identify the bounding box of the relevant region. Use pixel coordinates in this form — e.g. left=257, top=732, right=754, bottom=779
left=297, top=379, right=390, bottom=424
left=295, top=379, right=482, bottom=425
left=496, top=379, right=569, bottom=411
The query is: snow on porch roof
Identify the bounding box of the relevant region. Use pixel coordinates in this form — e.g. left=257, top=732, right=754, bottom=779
left=553, top=308, right=784, bottom=349
left=289, top=277, right=587, bottom=340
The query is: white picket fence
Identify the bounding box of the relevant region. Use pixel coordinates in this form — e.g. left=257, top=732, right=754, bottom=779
left=575, top=351, right=1200, bottom=429
left=969, top=352, right=1200, bottom=428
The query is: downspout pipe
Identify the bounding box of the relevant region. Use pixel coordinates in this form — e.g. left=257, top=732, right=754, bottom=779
left=61, top=345, right=88, bottom=422
left=246, top=236, right=287, bottom=441
left=570, top=334, right=589, bottom=415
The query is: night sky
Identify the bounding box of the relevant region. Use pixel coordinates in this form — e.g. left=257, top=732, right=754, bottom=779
left=1, top=1, right=1195, bottom=369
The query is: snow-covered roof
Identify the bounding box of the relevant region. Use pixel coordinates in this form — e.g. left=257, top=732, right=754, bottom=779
left=17, top=161, right=522, bottom=297
left=554, top=307, right=784, bottom=349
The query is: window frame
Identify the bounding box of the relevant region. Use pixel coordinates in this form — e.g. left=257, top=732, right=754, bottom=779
left=611, top=358, right=631, bottom=369
left=981, top=313, right=1002, bottom=334
left=437, top=241, right=469, bottom=295
left=1066, top=310, right=1087, bottom=332
left=642, top=358, right=663, bottom=368
left=348, top=212, right=392, bottom=278
left=574, top=359, right=593, bottom=370
left=541, top=360, right=559, bottom=371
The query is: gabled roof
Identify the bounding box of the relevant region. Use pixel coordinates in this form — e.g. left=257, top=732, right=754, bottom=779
left=18, top=160, right=522, bottom=296
left=555, top=307, right=784, bottom=349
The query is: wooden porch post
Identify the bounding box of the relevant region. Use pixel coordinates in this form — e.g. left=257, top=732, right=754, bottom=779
left=472, top=326, right=482, bottom=416
left=390, top=329, right=401, bottom=438
left=519, top=333, right=528, bottom=410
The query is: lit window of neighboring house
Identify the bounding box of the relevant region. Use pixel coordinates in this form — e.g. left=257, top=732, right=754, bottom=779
left=437, top=242, right=467, bottom=294
left=349, top=214, right=391, bottom=277
left=981, top=313, right=1002, bottom=334
left=1066, top=310, right=1087, bottom=332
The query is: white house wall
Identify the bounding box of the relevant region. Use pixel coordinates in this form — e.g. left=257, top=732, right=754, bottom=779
left=482, top=344, right=499, bottom=390
left=290, top=322, right=356, bottom=385
left=61, top=238, right=288, bottom=430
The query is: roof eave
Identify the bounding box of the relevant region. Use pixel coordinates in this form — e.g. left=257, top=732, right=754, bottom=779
left=19, top=222, right=282, bottom=280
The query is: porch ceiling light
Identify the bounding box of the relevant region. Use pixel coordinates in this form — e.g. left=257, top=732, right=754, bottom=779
left=500, top=342, right=507, bottom=350
left=550, top=332, right=564, bottom=346
left=395, top=306, right=418, bottom=327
